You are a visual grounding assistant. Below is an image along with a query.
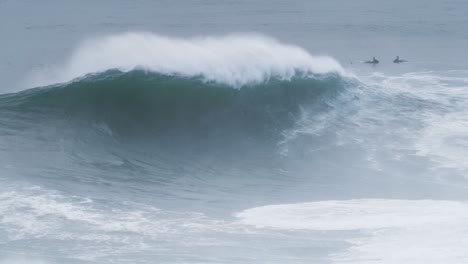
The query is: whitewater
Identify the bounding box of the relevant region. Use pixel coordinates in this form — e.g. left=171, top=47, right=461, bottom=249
left=25, top=33, right=345, bottom=89
left=2, top=1, right=468, bottom=263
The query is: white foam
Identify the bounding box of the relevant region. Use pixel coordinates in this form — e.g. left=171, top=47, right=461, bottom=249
left=416, top=112, right=468, bottom=171
left=26, top=32, right=345, bottom=88
left=235, top=199, right=468, bottom=230
left=0, top=186, right=240, bottom=261
left=0, top=187, right=229, bottom=241
left=363, top=71, right=468, bottom=172
left=236, top=199, right=468, bottom=263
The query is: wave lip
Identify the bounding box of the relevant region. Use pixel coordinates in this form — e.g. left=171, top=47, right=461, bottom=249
left=27, top=33, right=346, bottom=88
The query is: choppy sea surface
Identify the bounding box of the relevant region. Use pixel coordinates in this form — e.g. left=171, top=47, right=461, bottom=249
left=1, top=1, right=468, bottom=263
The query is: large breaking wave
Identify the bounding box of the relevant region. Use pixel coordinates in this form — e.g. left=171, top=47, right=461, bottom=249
left=2, top=33, right=353, bottom=152
left=3, top=33, right=468, bottom=264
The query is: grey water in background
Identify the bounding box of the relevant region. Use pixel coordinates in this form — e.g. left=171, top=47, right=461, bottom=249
left=2, top=1, right=468, bottom=263
left=1, top=0, right=468, bottom=91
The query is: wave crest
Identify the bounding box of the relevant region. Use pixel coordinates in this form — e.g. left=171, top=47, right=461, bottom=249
left=27, top=33, right=345, bottom=88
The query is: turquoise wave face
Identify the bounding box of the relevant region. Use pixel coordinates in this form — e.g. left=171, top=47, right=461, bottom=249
left=0, top=70, right=350, bottom=150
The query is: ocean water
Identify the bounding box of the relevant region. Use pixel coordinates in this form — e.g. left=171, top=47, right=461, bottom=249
left=1, top=1, right=468, bottom=263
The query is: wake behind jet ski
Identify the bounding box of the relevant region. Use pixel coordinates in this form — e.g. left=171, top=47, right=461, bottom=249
left=393, top=56, right=408, bottom=63
left=365, top=57, right=379, bottom=64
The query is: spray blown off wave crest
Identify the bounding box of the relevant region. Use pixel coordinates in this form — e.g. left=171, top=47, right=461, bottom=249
left=28, top=33, right=345, bottom=88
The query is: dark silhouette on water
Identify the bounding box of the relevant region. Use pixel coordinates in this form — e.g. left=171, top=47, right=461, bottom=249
left=393, top=56, right=408, bottom=63
left=365, top=57, right=379, bottom=64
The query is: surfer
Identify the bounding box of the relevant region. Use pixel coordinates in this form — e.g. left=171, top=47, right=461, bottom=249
left=393, top=56, right=407, bottom=63
left=365, top=57, right=379, bottom=64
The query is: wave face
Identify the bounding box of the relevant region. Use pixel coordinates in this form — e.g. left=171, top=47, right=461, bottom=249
left=2, top=70, right=349, bottom=154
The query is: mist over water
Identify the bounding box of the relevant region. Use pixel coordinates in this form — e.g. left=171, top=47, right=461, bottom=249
left=2, top=1, right=468, bottom=263
left=26, top=33, right=345, bottom=88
